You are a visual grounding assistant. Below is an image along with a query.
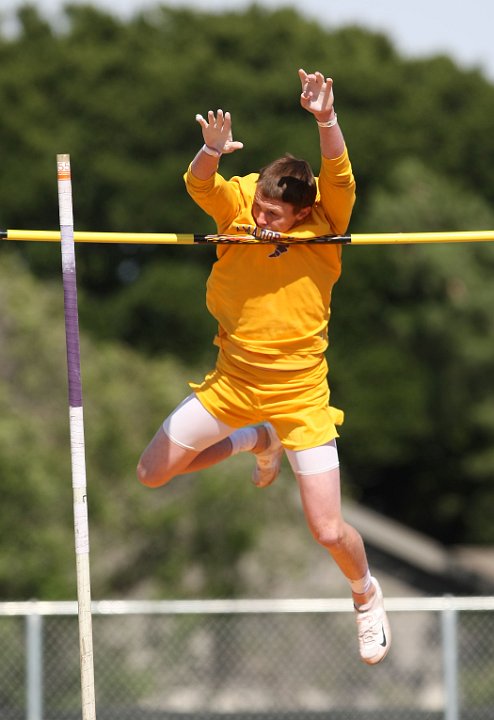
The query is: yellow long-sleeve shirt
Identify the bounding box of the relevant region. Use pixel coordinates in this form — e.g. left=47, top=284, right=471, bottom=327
left=184, top=149, right=356, bottom=369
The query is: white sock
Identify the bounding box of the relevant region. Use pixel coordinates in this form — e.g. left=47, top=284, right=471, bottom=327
left=350, top=569, right=372, bottom=597
left=229, top=427, right=258, bottom=456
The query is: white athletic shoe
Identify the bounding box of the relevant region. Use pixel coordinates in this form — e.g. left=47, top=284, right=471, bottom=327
left=251, top=422, right=283, bottom=488
left=354, top=577, right=391, bottom=665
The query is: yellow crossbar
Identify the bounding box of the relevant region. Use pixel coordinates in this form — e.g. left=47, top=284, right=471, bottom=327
left=2, top=229, right=494, bottom=245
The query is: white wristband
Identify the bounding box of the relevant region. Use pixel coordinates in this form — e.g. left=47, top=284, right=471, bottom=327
left=202, top=144, right=222, bottom=158
left=316, top=113, right=338, bottom=128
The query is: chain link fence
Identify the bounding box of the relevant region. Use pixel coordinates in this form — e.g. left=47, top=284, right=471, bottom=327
left=1, top=597, right=493, bottom=720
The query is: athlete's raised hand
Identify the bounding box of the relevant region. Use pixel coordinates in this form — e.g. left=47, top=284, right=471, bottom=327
left=298, top=69, right=335, bottom=121
left=195, top=109, right=244, bottom=155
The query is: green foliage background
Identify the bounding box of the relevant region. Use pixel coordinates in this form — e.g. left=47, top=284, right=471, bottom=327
left=1, top=3, right=494, bottom=599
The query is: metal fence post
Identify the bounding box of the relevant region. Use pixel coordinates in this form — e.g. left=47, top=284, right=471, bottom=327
left=26, top=610, right=43, bottom=720
left=442, top=600, right=459, bottom=720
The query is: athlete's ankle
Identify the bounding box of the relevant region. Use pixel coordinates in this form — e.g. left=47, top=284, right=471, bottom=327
left=353, top=587, right=376, bottom=610
left=350, top=570, right=374, bottom=608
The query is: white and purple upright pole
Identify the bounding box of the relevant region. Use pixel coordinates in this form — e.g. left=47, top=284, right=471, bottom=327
left=57, top=154, right=97, bottom=720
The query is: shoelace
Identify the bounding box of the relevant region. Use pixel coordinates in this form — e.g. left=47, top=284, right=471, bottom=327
left=358, top=611, right=383, bottom=646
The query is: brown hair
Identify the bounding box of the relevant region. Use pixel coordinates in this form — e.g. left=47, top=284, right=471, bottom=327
left=257, top=154, right=317, bottom=211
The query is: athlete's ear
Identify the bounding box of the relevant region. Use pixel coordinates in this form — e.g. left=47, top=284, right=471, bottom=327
left=294, top=206, right=312, bottom=223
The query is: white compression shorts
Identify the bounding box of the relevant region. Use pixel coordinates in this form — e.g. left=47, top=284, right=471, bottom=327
left=163, top=393, right=340, bottom=476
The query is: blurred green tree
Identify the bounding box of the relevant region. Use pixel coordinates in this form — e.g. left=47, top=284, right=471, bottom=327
left=332, top=159, right=494, bottom=542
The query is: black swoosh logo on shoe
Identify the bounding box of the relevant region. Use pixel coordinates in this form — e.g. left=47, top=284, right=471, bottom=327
left=380, top=626, right=387, bottom=647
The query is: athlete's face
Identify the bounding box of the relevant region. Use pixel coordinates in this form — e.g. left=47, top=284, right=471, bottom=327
left=252, top=192, right=311, bottom=233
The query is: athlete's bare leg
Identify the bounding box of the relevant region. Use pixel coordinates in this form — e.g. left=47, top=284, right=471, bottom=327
left=296, top=467, right=375, bottom=606
left=137, top=424, right=271, bottom=488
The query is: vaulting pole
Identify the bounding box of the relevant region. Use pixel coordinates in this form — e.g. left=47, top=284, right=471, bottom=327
left=56, top=154, right=97, bottom=720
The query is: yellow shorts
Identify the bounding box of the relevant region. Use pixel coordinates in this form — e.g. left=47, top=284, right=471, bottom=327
left=189, top=350, right=344, bottom=451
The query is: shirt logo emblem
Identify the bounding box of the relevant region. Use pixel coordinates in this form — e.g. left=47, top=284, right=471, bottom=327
left=268, top=244, right=288, bottom=258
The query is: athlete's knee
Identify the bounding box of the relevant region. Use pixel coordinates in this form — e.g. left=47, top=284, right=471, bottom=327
left=136, top=459, right=149, bottom=486
left=136, top=440, right=179, bottom=487
left=311, top=519, right=346, bottom=550
left=136, top=458, right=151, bottom=486
left=137, top=424, right=182, bottom=488
left=136, top=456, right=172, bottom=488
